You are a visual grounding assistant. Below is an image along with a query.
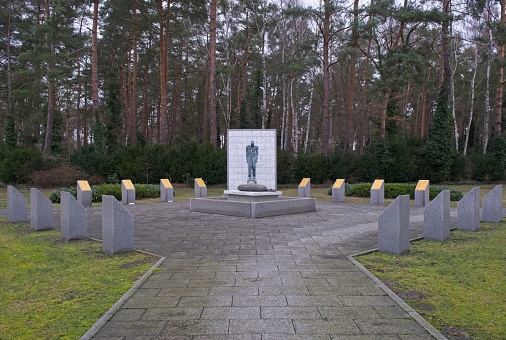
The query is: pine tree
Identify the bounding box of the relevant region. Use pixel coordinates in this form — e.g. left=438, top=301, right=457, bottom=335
left=423, top=83, right=454, bottom=182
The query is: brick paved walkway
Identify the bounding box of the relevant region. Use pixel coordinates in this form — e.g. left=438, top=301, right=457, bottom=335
left=80, top=201, right=444, bottom=340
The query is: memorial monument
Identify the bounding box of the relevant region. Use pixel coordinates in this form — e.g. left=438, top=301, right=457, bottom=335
left=190, top=129, right=315, bottom=218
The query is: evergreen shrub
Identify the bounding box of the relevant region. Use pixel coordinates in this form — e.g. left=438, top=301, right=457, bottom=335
left=329, top=182, right=463, bottom=201
left=49, top=183, right=160, bottom=203
left=0, top=148, right=44, bottom=184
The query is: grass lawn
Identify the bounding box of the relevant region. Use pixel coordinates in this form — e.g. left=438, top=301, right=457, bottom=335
left=357, top=221, right=506, bottom=340
left=0, top=220, right=159, bottom=339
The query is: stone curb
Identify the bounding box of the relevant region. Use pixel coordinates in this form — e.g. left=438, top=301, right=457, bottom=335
left=349, top=243, right=447, bottom=340
left=80, top=247, right=165, bottom=340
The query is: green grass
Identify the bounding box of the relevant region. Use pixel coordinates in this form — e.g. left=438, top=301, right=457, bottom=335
left=0, top=220, right=159, bottom=339
left=357, top=221, right=506, bottom=340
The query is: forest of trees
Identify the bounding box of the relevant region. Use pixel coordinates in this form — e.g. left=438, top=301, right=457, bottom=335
left=0, top=0, right=505, bottom=184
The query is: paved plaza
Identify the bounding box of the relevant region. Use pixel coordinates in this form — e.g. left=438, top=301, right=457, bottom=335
left=79, top=201, right=446, bottom=339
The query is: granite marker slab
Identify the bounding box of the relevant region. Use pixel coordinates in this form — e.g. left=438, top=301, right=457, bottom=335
left=77, top=180, right=92, bottom=207
left=194, top=178, right=207, bottom=198
left=423, top=190, right=450, bottom=241
left=160, top=179, right=174, bottom=202
left=102, top=195, right=134, bottom=255
left=60, top=191, right=87, bottom=240
left=378, top=195, right=410, bottom=255
left=298, top=178, right=311, bottom=198
left=457, top=187, right=480, bottom=231
left=370, top=179, right=384, bottom=205
left=122, top=180, right=136, bottom=205
left=7, top=185, right=28, bottom=223
left=332, top=179, right=345, bottom=202
left=30, top=188, right=54, bottom=231
left=482, top=184, right=503, bottom=223
left=414, top=180, right=430, bottom=207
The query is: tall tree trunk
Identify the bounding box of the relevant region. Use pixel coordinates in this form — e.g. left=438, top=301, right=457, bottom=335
left=420, top=66, right=432, bottom=139
left=345, top=0, right=359, bottom=151
left=209, top=0, right=217, bottom=146
left=321, top=0, right=331, bottom=155
left=494, top=0, right=505, bottom=136
left=92, top=0, right=99, bottom=114
left=304, top=82, right=314, bottom=153
left=441, top=0, right=452, bottom=87
left=142, top=61, right=150, bottom=141
left=450, top=42, right=459, bottom=151
left=378, top=0, right=407, bottom=140
left=130, top=3, right=138, bottom=145
left=158, top=0, right=170, bottom=144
left=484, top=27, right=492, bottom=152
left=464, top=45, right=478, bottom=155
left=5, top=0, right=14, bottom=149
left=43, top=0, right=55, bottom=155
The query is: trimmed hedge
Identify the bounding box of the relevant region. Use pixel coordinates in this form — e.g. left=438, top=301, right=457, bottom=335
left=49, top=184, right=160, bottom=203
left=329, top=183, right=463, bottom=201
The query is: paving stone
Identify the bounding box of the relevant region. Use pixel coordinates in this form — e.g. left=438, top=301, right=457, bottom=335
left=340, top=296, right=397, bottom=307
left=177, top=296, right=232, bottom=307
left=318, top=306, right=381, bottom=319
left=201, top=306, right=260, bottom=319
left=122, top=297, right=179, bottom=308
left=193, top=336, right=261, bottom=340
left=373, top=306, right=411, bottom=319
left=263, top=336, right=331, bottom=340
left=210, top=286, right=259, bottom=296
left=308, top=286, right=360, bottom=296
left=229, top=319, right=295, bottom=335
left=110, top=309, right=146, bottom=322
left=259, top=285, right=310, bottom=296
left=97, top=321, right=168, bottom=337
left=287, top=296, right=344, bottom=307
left=160, top=319, right=229, bottom=336
left=330, top=336, right=401, bottom=340
left=261, top=306, right=321, bottom=319
left=293, top=319, right=362, bottom=335
left=157, top=287, right=209, bottom=297
left=141, top=307, right=203, bottom=320
left=232, top=295, right=288, bottom=307
left=355, top=318, right=429, bottom=334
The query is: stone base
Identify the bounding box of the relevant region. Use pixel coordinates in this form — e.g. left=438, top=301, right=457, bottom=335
left=190, top=190, right=316, bottom=218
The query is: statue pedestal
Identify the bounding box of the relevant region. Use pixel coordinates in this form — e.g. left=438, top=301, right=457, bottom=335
left=190, top=190, right=315, bottom=218
left=224, top=190, right=282, bottom=202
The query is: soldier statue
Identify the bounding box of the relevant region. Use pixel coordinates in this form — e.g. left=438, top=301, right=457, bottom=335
left=246, top=141, right=259, bottom=184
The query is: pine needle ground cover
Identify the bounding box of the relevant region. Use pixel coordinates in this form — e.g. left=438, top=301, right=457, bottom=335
left=357, top=221, right=506, bottom=340
left=0, top=220, right=159, bottom=339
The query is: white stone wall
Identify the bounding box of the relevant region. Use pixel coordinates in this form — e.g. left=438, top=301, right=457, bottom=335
left=227, top=129, right=277, bottom=190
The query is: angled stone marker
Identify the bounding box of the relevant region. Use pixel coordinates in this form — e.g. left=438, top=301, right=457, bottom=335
left=7, top=185, right=28, bottom=223
left=194, top=178, right=207, bottom=198
left=30, top=188, right=54, bottom=231
left=370, top=179, right=384, bottom=205
left=102, top=195, right=134, bottom=255
left=77, top=180, right=92, bottom=207
left=121, top=179, right=136, bottom=205
left=332, top=179, right=345, bottom=202
left=378, top=195, right=410, bottom=255
left=60, top=191, right=87, bottom=240
left=482, top=184, right=503, bottom=223
left=457, top=187, right=480, bottom=231
left=298, top=178, right=311, bottom=198
left=160, top=179, right=174, bottom=202
left=415, top=180, right=430, bottom=207
left=423, top=190, right=450, bottom=242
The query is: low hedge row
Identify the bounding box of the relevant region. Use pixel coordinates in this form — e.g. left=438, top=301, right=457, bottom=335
left=49, top=184, right=160, bottom=203
left=329, top=183, right=463, bottom=201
